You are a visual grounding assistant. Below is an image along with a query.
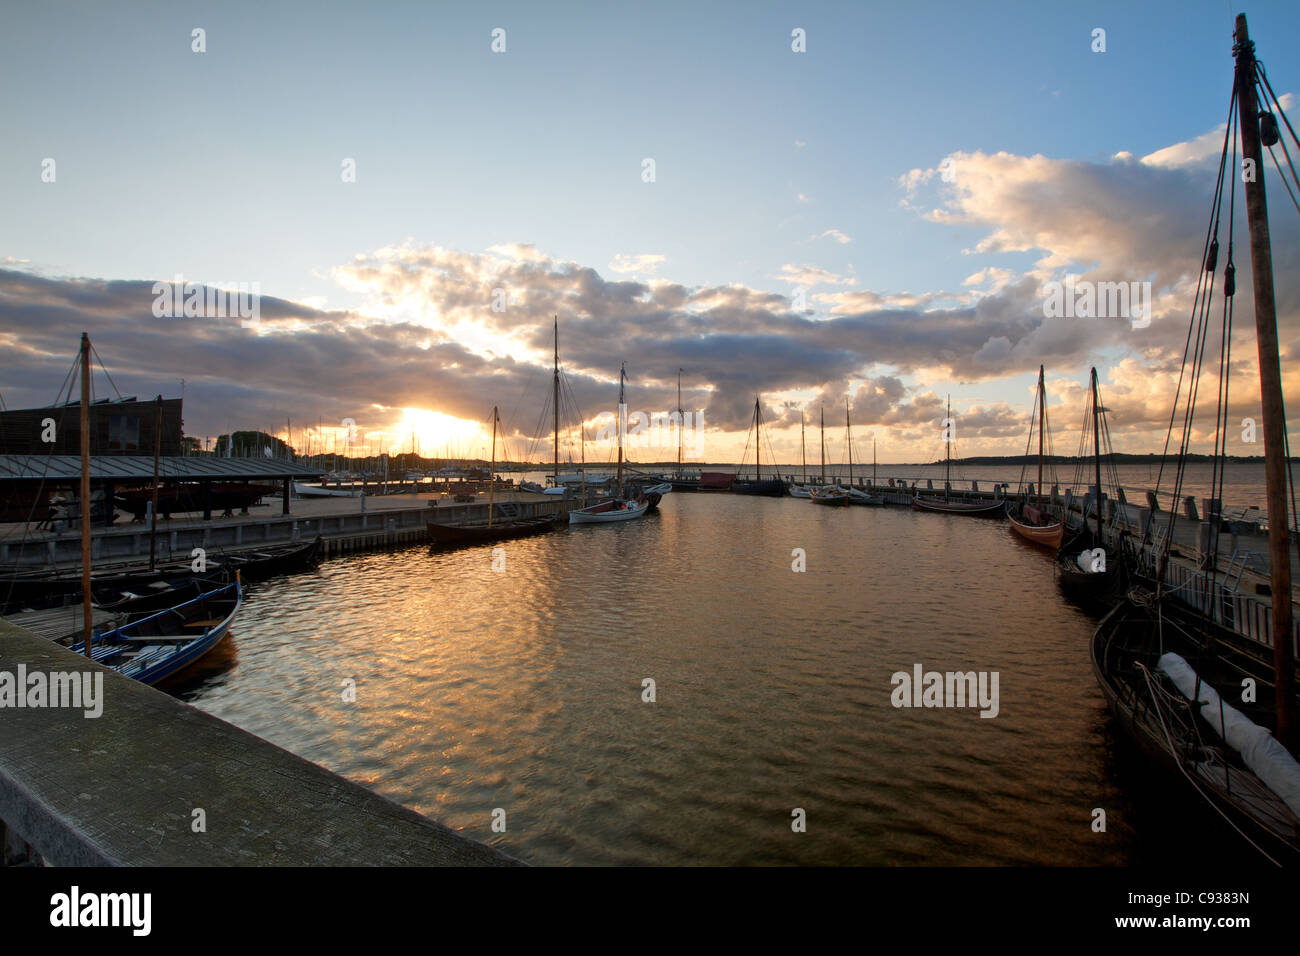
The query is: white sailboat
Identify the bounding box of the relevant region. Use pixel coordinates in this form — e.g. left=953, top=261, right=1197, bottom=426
left=569, top=363, right=658, bottom=524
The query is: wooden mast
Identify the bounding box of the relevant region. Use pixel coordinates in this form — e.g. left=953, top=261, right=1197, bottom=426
left=149, top=395, right=162, bottom=570
left=553, top=317, right=559, bottom=488
left=676, top=368, right=683, bottom=479
left=1036, top=365, right=1045, bottom=507
left=820, top=406, right=825, bottom=482
left=846, top=397, right=853, bottom=489
left=945, top=395, right=952, bottom=498
left=754, top=396, right=762, bottom=482
left=488, top=406, right=497, bottom=529
left=79, top=333, right=92, bottom=659
left=1234, top=12, right=1295, bottom=748
left=801, top=412, right=806, bottom=484
left=1091, top=368, right=1103, bottom=544
left=617, top=363, right=626, bottom=495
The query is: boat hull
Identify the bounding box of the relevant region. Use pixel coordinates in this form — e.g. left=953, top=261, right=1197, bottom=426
left=809, top=490, right=849, bottom=506
left=427, top=516, right=558, bottom=545
left=731, top=479, right=786, bottom=497
left=910, top=496, right=1006, bottom=517
left=81, top=580, right=243, bottom=686
left=568, top=499, right=650, bottom=523
left=1092, top=599, right=1300, bottom=863
left=1007, top=512, right=1065, bottom=549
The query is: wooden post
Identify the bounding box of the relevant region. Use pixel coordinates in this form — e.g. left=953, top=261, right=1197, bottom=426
left=1235, top=13, right=1295, bottom=748
left=79, top=333, right=92, bottom=658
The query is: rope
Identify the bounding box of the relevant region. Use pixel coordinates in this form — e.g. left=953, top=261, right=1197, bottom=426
left=1138, top=662, right=1281, bottom=866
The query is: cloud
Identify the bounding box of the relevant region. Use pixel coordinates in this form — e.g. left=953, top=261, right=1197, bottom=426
left=608, top=253, right=667, bottom=275
left=3, top=115, right=1297, bottom=460
left=776, top=264, right=855, bottom=287
left=812, top=229, right=853, bottom=245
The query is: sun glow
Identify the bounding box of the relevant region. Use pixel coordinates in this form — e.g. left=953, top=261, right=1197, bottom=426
left=395, top=407, right=490, bottom=458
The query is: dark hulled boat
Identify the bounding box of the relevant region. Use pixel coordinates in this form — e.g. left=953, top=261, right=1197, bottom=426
left=1007, top=366, right=1065, bottom=550
left=911, top=396, right=1006, bottom=519
left=1092, top=16, right=1300, bottom=865
left=428, top=514, right=558, bottom=546
left=429, top=406, right=560, bottom=546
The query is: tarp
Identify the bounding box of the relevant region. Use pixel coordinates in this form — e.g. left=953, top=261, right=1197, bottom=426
left=1158, top=652, right=1300, bottom=820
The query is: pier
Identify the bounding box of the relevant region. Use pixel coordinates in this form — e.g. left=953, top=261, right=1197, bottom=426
left=0, top=489, right=572, bottom=568
left=0, top=615, right=521, bottom=866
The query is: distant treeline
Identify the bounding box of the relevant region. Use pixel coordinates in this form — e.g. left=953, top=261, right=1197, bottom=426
left=929, top=454, right=1287, bottom=466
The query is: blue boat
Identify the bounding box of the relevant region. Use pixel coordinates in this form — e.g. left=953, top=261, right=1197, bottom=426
left=71, top=579, right=242, bottom=686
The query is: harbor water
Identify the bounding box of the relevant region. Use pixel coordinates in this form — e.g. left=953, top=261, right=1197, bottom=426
left=171, top=467, right=1283, bottom=866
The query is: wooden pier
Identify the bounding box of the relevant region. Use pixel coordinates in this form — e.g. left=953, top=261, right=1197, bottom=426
left=0, top=490, right=573, bottom=570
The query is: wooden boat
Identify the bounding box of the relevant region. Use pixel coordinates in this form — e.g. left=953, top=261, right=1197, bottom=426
left=568, top=362, right=656, bottom=524
left=1008, top=504, right=1064, bottom=548
left=911, top=397, right=1006, bottom=518
left=732, top=397, right=785, bottom=496
left=70, top=578, right=242, bottom=686
left=1094, top=594, right=1300, bottom=863
left=840, top=399, right=884, bottom=505
left=429, top=514, right=558, bottom=544
left=96, top=574, right=229, bottom=616
left=846, top=487, right=886, bottom=506
left=911, top=495, right=1006, bottom=517
left=429, top=407, right=559, bottom=546
left=1094, top=16, right=1300, bottom=864
left=569, top=498, right=651, bottom=523
left=1007, top=366, right=1064, bottom=549
left=1056, top=542, right=1120, bottom=604
left=1056, top=368, right=1119, bottom=601
left=809, top=485, right=849, bottom=506
left=222, top=536, right=323, bottom=582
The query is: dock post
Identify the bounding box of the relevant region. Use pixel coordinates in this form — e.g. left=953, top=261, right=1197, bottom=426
left=282, top=478, right=291, bottom=515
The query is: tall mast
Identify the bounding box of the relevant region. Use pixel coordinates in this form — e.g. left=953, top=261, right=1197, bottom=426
left=79, top=332, right=92, bottom=659
left=820, top=406, right=825, bottom=481
left=754, top=397, right=762, bottom=482
left=945, top=395, right=952, bottom=493
left=676, top=368, right=683, bottom=478
left=488, top=406, right=497, bottom=529
left=801, top=412, right=806, bottom=484
left=553, top=316, right=559, bottom=486
left=1091, top=368, right=1102, bottom=544
left=1235, top=13, right=1294, bottom=747
left=846, top=397, right=853, bottom=488
left=617, top=362, right=626, bottom=495
left=1037, top=365, right=1045, bottom=505
left=873, top=437, right=877, bottom=485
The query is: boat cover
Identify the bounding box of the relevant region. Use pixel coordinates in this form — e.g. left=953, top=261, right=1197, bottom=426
left=1158, top=652, right=1300, bottom=819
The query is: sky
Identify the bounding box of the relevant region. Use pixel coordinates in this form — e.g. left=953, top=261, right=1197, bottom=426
left=2, top=0, right=1299, bottom=467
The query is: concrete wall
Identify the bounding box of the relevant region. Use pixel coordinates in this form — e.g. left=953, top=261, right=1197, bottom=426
left=0, top=618, right=521, bottom=866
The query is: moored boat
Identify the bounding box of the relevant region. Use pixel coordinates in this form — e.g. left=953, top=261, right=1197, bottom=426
left=71, top=578, right=243, bottom=686
left=809, top=485, right=849, bottom=506
left=1007, top=366, right=1064, bottom=550
left=1093, top=16, right=1300, bottom=864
